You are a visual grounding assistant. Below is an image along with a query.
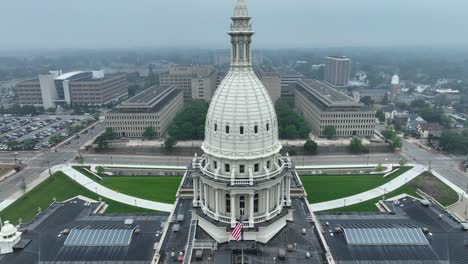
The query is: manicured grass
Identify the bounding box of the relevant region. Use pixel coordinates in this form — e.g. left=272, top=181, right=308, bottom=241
left=409, top=171, right=459, bottom=206
left=302, top=166, right=412, bottom=203
left=0, top=172, right=158, bottom=225
left=328, top=185, right=419, bottom=212
left=99, top=176, right=181, bottom=203
left=0, top=166, right=14, bottom=177
left=325, top=171, right=459, bottom=212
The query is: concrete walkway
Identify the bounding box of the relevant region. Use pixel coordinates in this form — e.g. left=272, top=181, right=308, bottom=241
left=62, top=165, right=174, bottom=212
left=310, top=164, right=426, bottom=212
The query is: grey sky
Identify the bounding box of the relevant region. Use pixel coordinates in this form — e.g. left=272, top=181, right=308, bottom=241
left=1, top=0, right=467, bottom=50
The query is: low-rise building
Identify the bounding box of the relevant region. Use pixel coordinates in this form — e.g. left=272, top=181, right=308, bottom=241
left=254, top=65, right=281, bottom=103
left=15, top=70, right=128, bottom=108
left=105, top=85, right=183, bottom=138
left=159, top=65, right=216, bottom=101
left=355, top=88, right=389, bottom=104
left=276, top=68, right=304, bottom=97
left=417, top=123, right=442, bottom=139
left=294, top=79, right=376, bottom=137
left=406, top=114, right=427, bottom=133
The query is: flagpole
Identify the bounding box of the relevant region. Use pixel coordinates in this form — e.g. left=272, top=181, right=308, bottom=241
left=241, top=208, right=244, bottom=264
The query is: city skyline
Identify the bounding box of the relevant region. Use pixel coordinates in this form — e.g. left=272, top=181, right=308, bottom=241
left=1, top=0, right=468, bottom=50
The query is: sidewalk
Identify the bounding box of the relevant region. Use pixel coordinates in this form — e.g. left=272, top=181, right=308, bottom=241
left=310, top=164, right=426, bottom=212
left=62, top=165, right=174, bottom=212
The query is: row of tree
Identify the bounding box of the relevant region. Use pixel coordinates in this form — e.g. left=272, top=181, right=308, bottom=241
left=275, top=98, right=310, bottom=139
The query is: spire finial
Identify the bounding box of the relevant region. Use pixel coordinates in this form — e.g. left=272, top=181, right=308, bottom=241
left=234, top=0, right=248, bottom=17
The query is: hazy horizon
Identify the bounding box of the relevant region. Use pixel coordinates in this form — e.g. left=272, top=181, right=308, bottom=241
left=1, top=0, right=468, bottom=50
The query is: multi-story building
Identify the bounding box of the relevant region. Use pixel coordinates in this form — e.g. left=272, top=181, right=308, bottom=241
left=254, top=65, right=281, bottom=103
left=276, top=68, right=304, bottom=96
left=389, top=74, right=400, bottom=103
left=105, top=85, right=183, bottom=138
left=159, top=65, right=216, bottom=101
left=324, top=56, right=351, bottom=89
left=191, top=68, right=218, bottom=101
left=294, top=79, right=375, bottom=137
left=15, top=70, right=128, bottom=108
left=69, top=74, right=128, bottom=105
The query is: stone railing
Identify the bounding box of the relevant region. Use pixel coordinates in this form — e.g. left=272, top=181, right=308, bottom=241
left=193, top=156, right=288, bottom=185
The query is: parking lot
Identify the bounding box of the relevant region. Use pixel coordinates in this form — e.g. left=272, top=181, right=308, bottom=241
left=0, top=115, right=96, bottom=151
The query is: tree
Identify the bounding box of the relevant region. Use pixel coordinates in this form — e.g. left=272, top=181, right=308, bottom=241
left=77, top=154, right=85, bottom=165
left=435, top=94, right=450, bottom=107
left=168, top=100, right=209, bottom=140
left=95, top=135, right=109, bottom=150
left=304, top=139, right=318, bottom=154
left=96, top=166, right=105, bottom=175
left=376, top=109, right=385, bottom=123
left=46, top=107, right=56, bottom=113
left=143, top=127, right=157, bottom=140
left=349, top=137, right=364, bottom=153
left=399, top=157, right=407, bottom=167
left=323, top=126, right=336, bottom=139
left=164, top=136, right=177, bottom=150
left=410, top=98, right=427, bottom=110
left=382, top=127, right=396, bottom=140
left=275, top=98, right=310, bottom=139
left=375, top=163, right=385, bottom=172
left=360, top=96, right=374, bottom=106
left=390, top=135, right=402, bottom=149
left=382, top=93, right=389, bottom=105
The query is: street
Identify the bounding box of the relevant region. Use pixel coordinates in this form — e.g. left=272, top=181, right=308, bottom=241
left=1, top=132, right=468, bottom=203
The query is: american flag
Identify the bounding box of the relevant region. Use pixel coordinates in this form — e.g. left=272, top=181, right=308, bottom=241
left=230, top=212, right=243, bottom=241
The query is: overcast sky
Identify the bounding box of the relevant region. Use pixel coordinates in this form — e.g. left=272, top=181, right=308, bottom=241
left=1, top=0, right=467, bottom=50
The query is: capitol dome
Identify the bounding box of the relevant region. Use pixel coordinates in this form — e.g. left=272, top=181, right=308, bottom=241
left=202, top=69, right=281, bottom=159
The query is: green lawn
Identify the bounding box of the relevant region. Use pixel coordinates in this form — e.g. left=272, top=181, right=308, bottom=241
left=99, top=176, right=181, bottom=203
left=0, top=166, right=14, bottom=177
left=72, top=166, right=181, bottom=203
left=0, top=172, right=159, bottom=225
left=302, top=166, right=412, bottom=203
left=328, top=185, right=419, bottom=212
left=323, top=171, right=459, bottom=212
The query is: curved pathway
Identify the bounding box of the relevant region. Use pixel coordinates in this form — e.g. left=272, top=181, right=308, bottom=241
left=310, top=164, right=427, bottom=212
left=61, top=165, right=175, bottom=212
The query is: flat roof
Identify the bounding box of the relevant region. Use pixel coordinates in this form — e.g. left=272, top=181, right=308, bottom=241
left=326, top=56, right=350, bottom=60
left=317, top=198, right=468, bottom=263
left=299, top=79, right=362, bottom=106
left=55, top=71, right=85, bottom=81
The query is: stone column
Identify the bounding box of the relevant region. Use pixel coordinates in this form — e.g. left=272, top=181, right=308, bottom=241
left=192, top=177, right=198, bottom=207
left=276, top=183, right=281, bottom=208
left=265, top=189, right=270, bottom=220
left=249, top=193, right=255, bottom=227
left=203, top=183, right=208, bottom=212
left=280, top=179, right=284, bottom=207
left=230, top=194, right=236, bottom=227
left=286, top=176, right=291, bottom=206
left=215, top=189, right=219, bottom=220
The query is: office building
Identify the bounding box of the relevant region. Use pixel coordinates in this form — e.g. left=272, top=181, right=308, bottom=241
left=15, top=71, right=128, bottom=108
left=324, top=56, right=351, bottom=88
left=159, top=65, right=216, bottom=101
left=254, top=65, right=281, bottom=103
left=191, top=68, right=218, bottom=101
left=105, top=85, right=183, bottom=138
left=294, top=79, right=375, bottom=137
left=276, top=68, right=304, bottom=96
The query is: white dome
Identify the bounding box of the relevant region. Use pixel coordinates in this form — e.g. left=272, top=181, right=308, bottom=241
left=0, top=221, right=17, bottom=237
left=202, top=68, right=281, bottom=160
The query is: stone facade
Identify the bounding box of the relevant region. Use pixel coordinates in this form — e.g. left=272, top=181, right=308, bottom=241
left=294, top=79, right=375, bottom=137
left=105, top=85, right=183, bottom=138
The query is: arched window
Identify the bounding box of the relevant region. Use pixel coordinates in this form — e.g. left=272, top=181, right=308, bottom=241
left=214, top=123, right=217, bottom=131
left=226, top=194, right=231, bottom=213
left=254, top=194, right=259, bottom=213
left=240, top=126, right=244, bottom=134
left=226, top=125, right=230, bottom=134
left=266, top=123, right=270, bottom=131
left=254, top=125, right=258, bottom=134
left=239, top=195, right=245, bottom=210
left=267, top=160, right=271, bottom=169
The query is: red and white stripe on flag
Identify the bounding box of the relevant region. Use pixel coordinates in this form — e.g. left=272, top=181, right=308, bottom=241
left=230, top=221, right=242, bottom=241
